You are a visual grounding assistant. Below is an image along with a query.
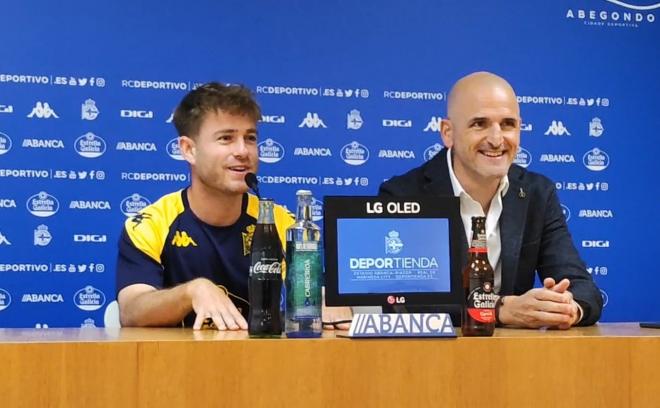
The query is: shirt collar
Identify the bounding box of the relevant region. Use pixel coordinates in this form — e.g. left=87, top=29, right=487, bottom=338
left=446, top=148, right=510, bottom=199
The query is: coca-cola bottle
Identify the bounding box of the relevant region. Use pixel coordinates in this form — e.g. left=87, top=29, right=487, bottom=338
left=248, top=198, right=283, bottom=337
left=461, top=216, right=498, bottom=336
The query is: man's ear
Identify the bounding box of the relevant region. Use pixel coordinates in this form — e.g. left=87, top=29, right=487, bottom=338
left=440, top=118, right=454, bottom=148
left=179, top=136, right=196, bottom=165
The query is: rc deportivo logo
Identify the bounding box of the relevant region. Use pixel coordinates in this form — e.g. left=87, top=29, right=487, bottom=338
left=385, top=231, right=403, bottom=254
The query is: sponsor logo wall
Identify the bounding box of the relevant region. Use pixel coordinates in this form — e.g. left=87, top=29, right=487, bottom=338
left=0, top=1, right=656, bottom=326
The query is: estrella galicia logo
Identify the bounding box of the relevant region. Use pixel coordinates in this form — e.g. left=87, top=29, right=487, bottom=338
left=561, top=204, right=571, bottom=222
left=514, top=147, right=532, bottom=168
left=0, top=288, right=11, bottom=311
left=311, top=197, right=323, bottom=222
left=75, top=132, right=106, bottom=158
left=0, top=131, right=12, bottom=155
left=27, top=191, right=59, bottom=217
left=258, top=138, right=285, bottom=163
left=74, top=285, right=106, bottom=311
left=385, top=230, right=403, bottom=254
left=340, top=141, right=369, bottom=165
left=120, top=193, right=151, bottom=217
left=600, top=289, right=609, bottom=308
left=583, top=148, right=610, bottom=171
left=166, top=137, right=184, bottom=160
left=423, top=143, right=443, bottom=161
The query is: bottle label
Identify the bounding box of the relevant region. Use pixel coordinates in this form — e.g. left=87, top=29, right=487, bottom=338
left=287, top=244, right=321, bottom=317
left=469, top=233, right=488, bottom=253
left=466, top=283, right=498, bottom=323
left=250, top=260, right=282, bottom=277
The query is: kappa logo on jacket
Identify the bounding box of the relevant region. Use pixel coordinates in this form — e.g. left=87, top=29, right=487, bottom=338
left=171, top=231, right=197, bottom=248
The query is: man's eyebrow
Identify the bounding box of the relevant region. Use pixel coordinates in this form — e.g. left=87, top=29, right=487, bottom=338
left=212, top=127, right=257, bottom=136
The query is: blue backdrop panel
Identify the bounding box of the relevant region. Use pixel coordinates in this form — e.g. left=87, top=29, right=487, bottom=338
left=0, top=0, right=658, bottom=327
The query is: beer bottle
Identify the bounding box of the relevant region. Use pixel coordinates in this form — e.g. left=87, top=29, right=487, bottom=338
left=461, top=216, right=498, bottom=336
left=248, top=198, right=283, bottom=337
left=285, top=190, right=322, bottom=338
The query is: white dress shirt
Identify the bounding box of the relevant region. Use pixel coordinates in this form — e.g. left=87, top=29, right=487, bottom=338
left=446, top=148, right=509, bottom=293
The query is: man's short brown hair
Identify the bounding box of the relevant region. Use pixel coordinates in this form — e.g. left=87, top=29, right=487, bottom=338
left=172, top=82, right=261, bottom=138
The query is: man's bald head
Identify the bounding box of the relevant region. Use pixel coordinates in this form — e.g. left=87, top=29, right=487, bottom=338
left=446, top=72, right=519, bottom=121
left=439, top=71, right=521, bottom=194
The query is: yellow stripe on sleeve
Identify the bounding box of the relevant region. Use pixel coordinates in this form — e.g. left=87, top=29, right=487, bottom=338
left=124, top=190, right=185, bottom=264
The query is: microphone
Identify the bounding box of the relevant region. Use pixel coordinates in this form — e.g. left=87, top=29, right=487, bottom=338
left=245, top=172, right=260, bottom=198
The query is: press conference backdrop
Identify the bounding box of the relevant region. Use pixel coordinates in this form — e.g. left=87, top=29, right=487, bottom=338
left=0, top=1, right=658, bottom=327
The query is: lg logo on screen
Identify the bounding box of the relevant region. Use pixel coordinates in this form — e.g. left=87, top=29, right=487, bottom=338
left=387, top=295, right=406, bottom=304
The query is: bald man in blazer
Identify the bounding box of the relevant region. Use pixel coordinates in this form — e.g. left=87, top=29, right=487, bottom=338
left=379, top=72, right=602, bottom=328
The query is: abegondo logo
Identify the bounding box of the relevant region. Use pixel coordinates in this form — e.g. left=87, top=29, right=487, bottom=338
left=75, top=132, right=106, bottom=158
left=341, top=141, right=369, bottom=165
left=166, top=137, right=183, bottom=160
left=583, top=148, right=610, bottom=171
left=120, top=194, right=151, bottom=217
left=258, top=138, right=285, bottom=163
left=561, top=204, right=571, bottom=222
left=27, top=191, right=59, bottom=217
left=74, top=286, right=106, bottom=311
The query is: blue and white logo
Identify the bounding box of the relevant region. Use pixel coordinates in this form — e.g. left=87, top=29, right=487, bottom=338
left=0, top=288, right=11, bottom=311
left=423, top=143, right=443, bottom=161
left=0, top=132, right=12, bottom=155
left=347, top=109, right=363, bottom=130
left=74, top=286, right=106, bottom=311
left=75, top=132, right=106, bottom=158
left=311, top=197, right=323, bottom=222
left=604, top=1, right=660, bottom=10
left=385, top=230, right=403, bottom=254
left=27, top=191, right=59, bottom=217
left=589, top=117, right=604, bottom=137
left=561, top=204, right=571, bottom=222
left=258, top=138, right=285, bottom=163
left=514, top=147, right=532, bottom=168
left=600, top=289, right=609, bottom=308
left=120, top=194, right=151, bottom=217
left=34, top=225, right=52, bottom=246
left=423, top=117, right=442, bottom=132
left=583, top=148, right=610, bottom=171
left=341, top=141, right=369, bottom=166
left=81, top=99, right=99, bottom=120
left=166, top=137, right=183, bottom=160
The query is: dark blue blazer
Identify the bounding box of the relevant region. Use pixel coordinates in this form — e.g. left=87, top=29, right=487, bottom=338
left=378, top=148, right=602, bottom=326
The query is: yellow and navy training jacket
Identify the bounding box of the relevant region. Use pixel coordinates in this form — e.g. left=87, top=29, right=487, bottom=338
left=116, top=189, right=294, bottom=326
